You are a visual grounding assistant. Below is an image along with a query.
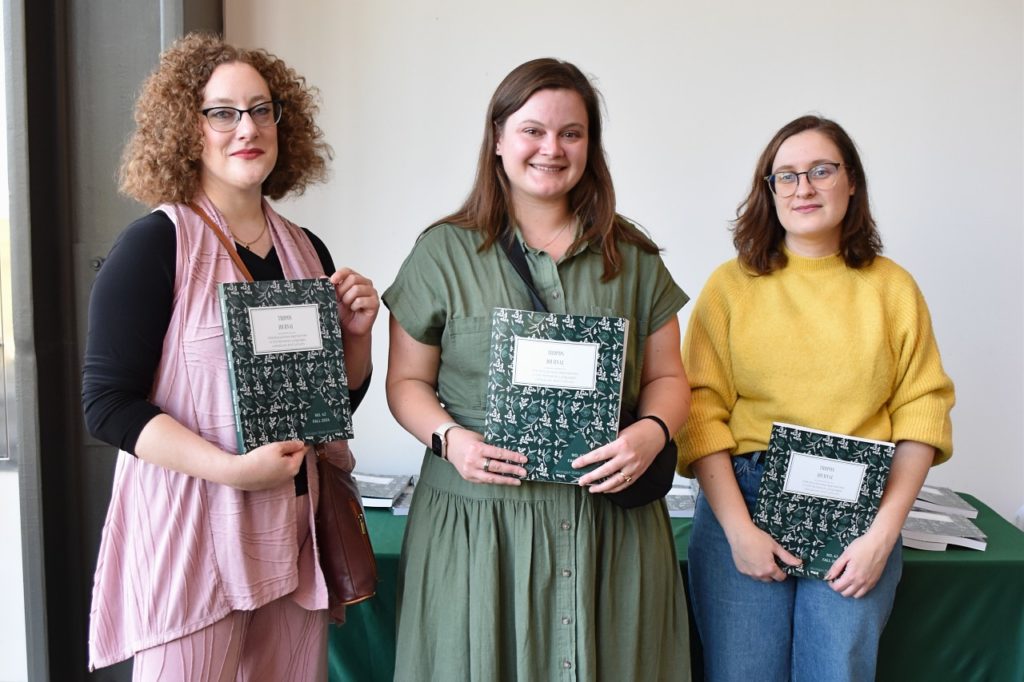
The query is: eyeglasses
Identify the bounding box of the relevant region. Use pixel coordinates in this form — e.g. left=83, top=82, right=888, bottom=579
left=765, top=162, right=842, bottom=197
left=200, top=100, right=283, bottom=132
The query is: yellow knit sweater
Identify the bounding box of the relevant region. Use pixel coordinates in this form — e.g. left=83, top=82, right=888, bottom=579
left=677, top=250, right=955, bottom=477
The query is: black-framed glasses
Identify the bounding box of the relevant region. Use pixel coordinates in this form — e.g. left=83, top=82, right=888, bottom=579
left=765, top=162, right=842, bottom=197
left=200, top=100, right=283, bottom=132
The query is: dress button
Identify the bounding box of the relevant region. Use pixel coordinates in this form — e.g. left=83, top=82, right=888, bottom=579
left=560, top=520, right=571, bottom=530
left=563, top=660, right=573, bottom=669
left=562, top=568, right=572, bottom=577
left=562, top=616, right=572, bottom=625
left=552, top=291, right=561, bottom=299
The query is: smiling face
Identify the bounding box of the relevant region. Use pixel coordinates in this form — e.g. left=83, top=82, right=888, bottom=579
left=771, top=129, right=854, bottom=257
left=198, top=61, right=278, bottom=202
left=495, top=88, right=588, bottom=212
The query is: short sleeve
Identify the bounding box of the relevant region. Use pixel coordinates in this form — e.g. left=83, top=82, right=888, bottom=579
left=644, top=253, right=689, bottom=335
left=382, top=227, right=451, bottom=346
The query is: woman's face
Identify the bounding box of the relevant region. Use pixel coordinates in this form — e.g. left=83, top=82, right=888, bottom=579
left=770, top=129, right=854, bottom=257
left=198, top=62, right=278, bottom=201
left=496, top=88, right=588, bottom=212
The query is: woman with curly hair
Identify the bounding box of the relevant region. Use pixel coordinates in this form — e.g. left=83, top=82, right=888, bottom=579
left=82, top=33, right=377, bottom=680
left=677, top=115, right=954, bottom=681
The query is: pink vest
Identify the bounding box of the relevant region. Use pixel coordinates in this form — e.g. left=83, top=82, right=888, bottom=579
left=88, top=197, right=347, bottom=669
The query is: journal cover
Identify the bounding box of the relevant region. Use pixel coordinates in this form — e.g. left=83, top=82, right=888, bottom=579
left=483, top=307, right=628, bottom=484
left=752, top=422, right=894, bottom=579
left=218, top=278, right=352, bottom=453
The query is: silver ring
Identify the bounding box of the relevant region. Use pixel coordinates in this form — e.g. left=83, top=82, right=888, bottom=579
left=619, top=471, right=632, bottom=484
left=483, top=458, right=491, bottom=473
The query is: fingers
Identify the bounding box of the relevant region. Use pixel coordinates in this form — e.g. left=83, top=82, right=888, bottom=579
left=329, top=268, right=379, bottom=310
left=573, top=441, right=643, bottom=492
left=828, top=563, right=879, bottom=599
left=774, top=544, right=804, bottom=568
left=447, top=431, right=527, bottom=485
left=824, top=536, right=890, bottom=598
left=234, top=440, right=308, bottom=490
left=328, top=266, right=357, bottom=286
left=469, top=452, right=527, bottom=485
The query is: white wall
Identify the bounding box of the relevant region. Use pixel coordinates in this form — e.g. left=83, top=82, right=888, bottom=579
left=225, top=0, right=1024, bottom=521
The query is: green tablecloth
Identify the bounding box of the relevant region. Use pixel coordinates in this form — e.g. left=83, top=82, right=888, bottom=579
left=329, top=494, right=1024, bottom=681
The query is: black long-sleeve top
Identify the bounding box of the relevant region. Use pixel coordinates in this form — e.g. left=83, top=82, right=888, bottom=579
left=82, top=211, right=368, bottom=495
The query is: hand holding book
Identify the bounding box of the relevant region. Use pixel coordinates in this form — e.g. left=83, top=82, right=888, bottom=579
left=822, top=527, right=898, bottom=599
left=446, top=427, right=528, bottom=486
left=572, top=417, right=669, bottom=494
left=328, top=266, right=379, bottom=339
left=226, top=439, right=309, bottom=491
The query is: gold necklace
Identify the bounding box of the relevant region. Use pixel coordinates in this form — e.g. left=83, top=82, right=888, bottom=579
left=232, top=220, right=268, bottom=250
left=531, top=218, right=573, bottom=252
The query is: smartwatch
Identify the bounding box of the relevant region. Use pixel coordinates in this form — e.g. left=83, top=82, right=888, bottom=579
left=431, top=421, right=462, bottom=460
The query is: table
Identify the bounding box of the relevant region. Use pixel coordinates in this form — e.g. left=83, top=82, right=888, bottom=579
left=328, top=494, right=1024, bottom=681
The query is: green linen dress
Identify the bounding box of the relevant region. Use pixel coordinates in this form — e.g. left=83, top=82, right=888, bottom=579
left=382, top=223, right=691, bottom=681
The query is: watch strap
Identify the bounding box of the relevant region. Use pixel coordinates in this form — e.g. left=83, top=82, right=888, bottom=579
left=431, top=420, right=461, bottom=460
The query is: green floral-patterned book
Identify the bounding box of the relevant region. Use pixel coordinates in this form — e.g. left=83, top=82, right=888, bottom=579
left=218, top=278, right=352, bottom=453
left=482, top=307, right=628, bottom=484
left=752, top=422, right=894, bottom=579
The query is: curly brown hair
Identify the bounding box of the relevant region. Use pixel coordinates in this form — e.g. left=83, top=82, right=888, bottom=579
left=732, top=115, right=882, bottom=274
left=119, top=33, right=332, bottom=206
left=430, top=57, right=659, bottom=282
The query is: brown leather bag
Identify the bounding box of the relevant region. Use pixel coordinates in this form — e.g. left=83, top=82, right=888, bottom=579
left=315, top=444, right=378, bottom=621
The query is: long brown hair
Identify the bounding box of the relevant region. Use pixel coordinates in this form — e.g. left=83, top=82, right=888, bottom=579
left=732, top=115, right=882, bottom=274
left=119, top=33, right=332, bottom=206
left=431, top=58, right=657, bottom=282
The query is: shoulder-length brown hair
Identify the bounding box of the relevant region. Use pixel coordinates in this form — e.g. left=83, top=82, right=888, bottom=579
left=431, top=57, right=658, bottom=282
left=119, top=32, right=332, bottom=206
left=732, top=115, right=882, bottom=274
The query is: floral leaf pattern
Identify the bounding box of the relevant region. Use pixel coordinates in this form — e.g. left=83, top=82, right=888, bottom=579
left=752, top=423, right=894, bottom=579
left=483, top=308, right=627, bottom=484
left=219, top=278, right=353, bottom=453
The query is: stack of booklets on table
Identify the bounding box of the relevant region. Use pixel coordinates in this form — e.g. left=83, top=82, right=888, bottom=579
left=391, top=477, right=418, bottom=516
left=482, top=308, right=628, bottom=485
left=912, top=485, right=978, bottom=518
left=902, top=509, right=987, bottom=551
left=665, top=482, right=697, bottom=518
left=752, top=423, right=894, bottom=579
left=352, top=472, right=411, bottom=509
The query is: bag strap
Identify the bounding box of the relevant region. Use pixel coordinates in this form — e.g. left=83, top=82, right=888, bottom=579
left=499, top=233, right=549, bottom=313
left=187, top=201, right=255, bottom=283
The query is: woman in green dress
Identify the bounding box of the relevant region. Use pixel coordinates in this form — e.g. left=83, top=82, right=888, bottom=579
left=383, top=58, right=691, bottom=681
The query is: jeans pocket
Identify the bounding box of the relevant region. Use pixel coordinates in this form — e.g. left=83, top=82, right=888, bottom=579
left=731, top=455, right=764, bottom=511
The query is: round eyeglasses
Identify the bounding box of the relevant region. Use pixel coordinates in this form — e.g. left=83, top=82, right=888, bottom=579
left=765, top=162, right=842, bottom=197
left=200, top=100, right=283, bottom=132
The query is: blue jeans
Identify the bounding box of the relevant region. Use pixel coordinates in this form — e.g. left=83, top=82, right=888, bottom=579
left=688, top=453, right=902, bottom=682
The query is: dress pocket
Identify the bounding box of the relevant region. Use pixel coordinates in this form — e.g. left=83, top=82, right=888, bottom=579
left=439, top=315, right=494, bottom=413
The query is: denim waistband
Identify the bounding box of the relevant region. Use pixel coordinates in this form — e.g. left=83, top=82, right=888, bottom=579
left=735, top=451, right=767, bottom=466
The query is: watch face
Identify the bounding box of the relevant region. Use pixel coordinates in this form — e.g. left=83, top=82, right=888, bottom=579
left=431, top=432, right=444, bottom=457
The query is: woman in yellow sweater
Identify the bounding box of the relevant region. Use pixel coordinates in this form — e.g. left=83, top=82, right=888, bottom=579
left=678, top=115, right=954, bottom=682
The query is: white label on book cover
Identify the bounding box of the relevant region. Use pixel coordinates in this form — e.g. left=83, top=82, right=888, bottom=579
left=249, top=304, right=323, bottom=355
left=511, top=336, right=599, bottom=390
left=782, top=451, right=866, bottom=502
